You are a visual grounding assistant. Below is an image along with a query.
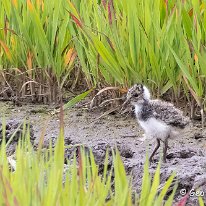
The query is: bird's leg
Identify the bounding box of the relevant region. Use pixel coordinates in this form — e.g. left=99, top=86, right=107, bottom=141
left=149, top=138, right=160, bottom=162
left=163, top=136, right=169, bottom=163
left=200, top=107, right=205, bottom=128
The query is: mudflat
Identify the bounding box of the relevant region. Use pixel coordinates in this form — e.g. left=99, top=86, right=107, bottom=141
left=1, top=101, right=206, bottom=205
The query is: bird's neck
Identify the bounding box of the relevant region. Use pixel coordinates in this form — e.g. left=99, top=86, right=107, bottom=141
left=134, top=99, right=149, bottom=116
left=143, top=86, right=151, bottom=100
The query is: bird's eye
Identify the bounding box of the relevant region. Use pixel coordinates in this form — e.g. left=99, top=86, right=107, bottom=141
left=134, top=94, right=139, bottom=97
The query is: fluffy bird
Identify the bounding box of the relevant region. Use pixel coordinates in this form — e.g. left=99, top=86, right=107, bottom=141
left=124, top=84, right=190, bottom=162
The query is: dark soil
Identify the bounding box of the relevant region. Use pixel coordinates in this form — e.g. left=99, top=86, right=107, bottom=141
left=0, top=101, right=206, bottom=205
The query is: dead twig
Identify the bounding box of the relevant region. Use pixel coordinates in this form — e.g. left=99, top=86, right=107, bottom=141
left=90, top=106, right=121, bottom=123
left=90, top=87, right=127, bottom=109
left=98, top=97, right=123, bottom=107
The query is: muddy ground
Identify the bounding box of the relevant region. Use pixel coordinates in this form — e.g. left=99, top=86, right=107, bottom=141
left=0, top=100, right=206, bottom=205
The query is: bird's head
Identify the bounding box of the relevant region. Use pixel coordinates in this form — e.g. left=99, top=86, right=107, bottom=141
left=123, top=84, right=151, bottom=106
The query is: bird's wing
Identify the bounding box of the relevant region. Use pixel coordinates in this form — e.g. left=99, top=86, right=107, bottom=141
left=150, top=100, right=190, bottom=128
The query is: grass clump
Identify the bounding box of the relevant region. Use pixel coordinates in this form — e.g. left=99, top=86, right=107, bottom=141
left=0, top=120, right=183, bottom=206
left=0, top=0, right=77, bottom=103
left=0, top=0, right=206, bottom=120
left=68, top=0, right=206, bottom=119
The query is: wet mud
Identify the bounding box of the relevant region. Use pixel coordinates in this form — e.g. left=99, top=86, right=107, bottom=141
left=0, top=101, right=206, bottom=205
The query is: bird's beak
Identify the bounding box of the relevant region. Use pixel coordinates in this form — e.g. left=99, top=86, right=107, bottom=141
left=122, top=97, right=130, bottom=107
left=120, top=97, right=131, bottom=114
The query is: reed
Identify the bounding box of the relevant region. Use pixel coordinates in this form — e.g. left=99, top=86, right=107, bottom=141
left=68, top=0, right=206, bottom=119
left=0, top=0, right=206, bottom=119
left=0, top=120, right=188, bottom=205
left=0, top=0, right=77, bottom=103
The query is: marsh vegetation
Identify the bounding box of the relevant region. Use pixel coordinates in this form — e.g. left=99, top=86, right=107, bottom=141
left=0, top=0, right=206, bottom=205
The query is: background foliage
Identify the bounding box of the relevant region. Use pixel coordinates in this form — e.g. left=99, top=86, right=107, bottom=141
left=0, top=0, right=206, bottom=114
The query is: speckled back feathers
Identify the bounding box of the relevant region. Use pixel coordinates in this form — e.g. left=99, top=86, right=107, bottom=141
left=149, top=99, right=190, bottom=128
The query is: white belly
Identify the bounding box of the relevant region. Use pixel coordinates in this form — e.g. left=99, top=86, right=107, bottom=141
left=138, top=118, right=170, bottom=140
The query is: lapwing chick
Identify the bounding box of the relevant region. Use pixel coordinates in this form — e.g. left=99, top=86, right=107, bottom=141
left=124, top=84, right=190, bottom=163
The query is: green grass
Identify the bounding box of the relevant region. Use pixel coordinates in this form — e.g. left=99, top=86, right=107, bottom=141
left=0, top=119, right=187, bottom=205
left=0, top=117, right=205, bottom=205
left=0, top=1, right=206, bottom=204
left=0, top=0, right=76, bottom=102
left=0, top=0, right=206, bottom=118
left=67, top=0, right=206, bottom=116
